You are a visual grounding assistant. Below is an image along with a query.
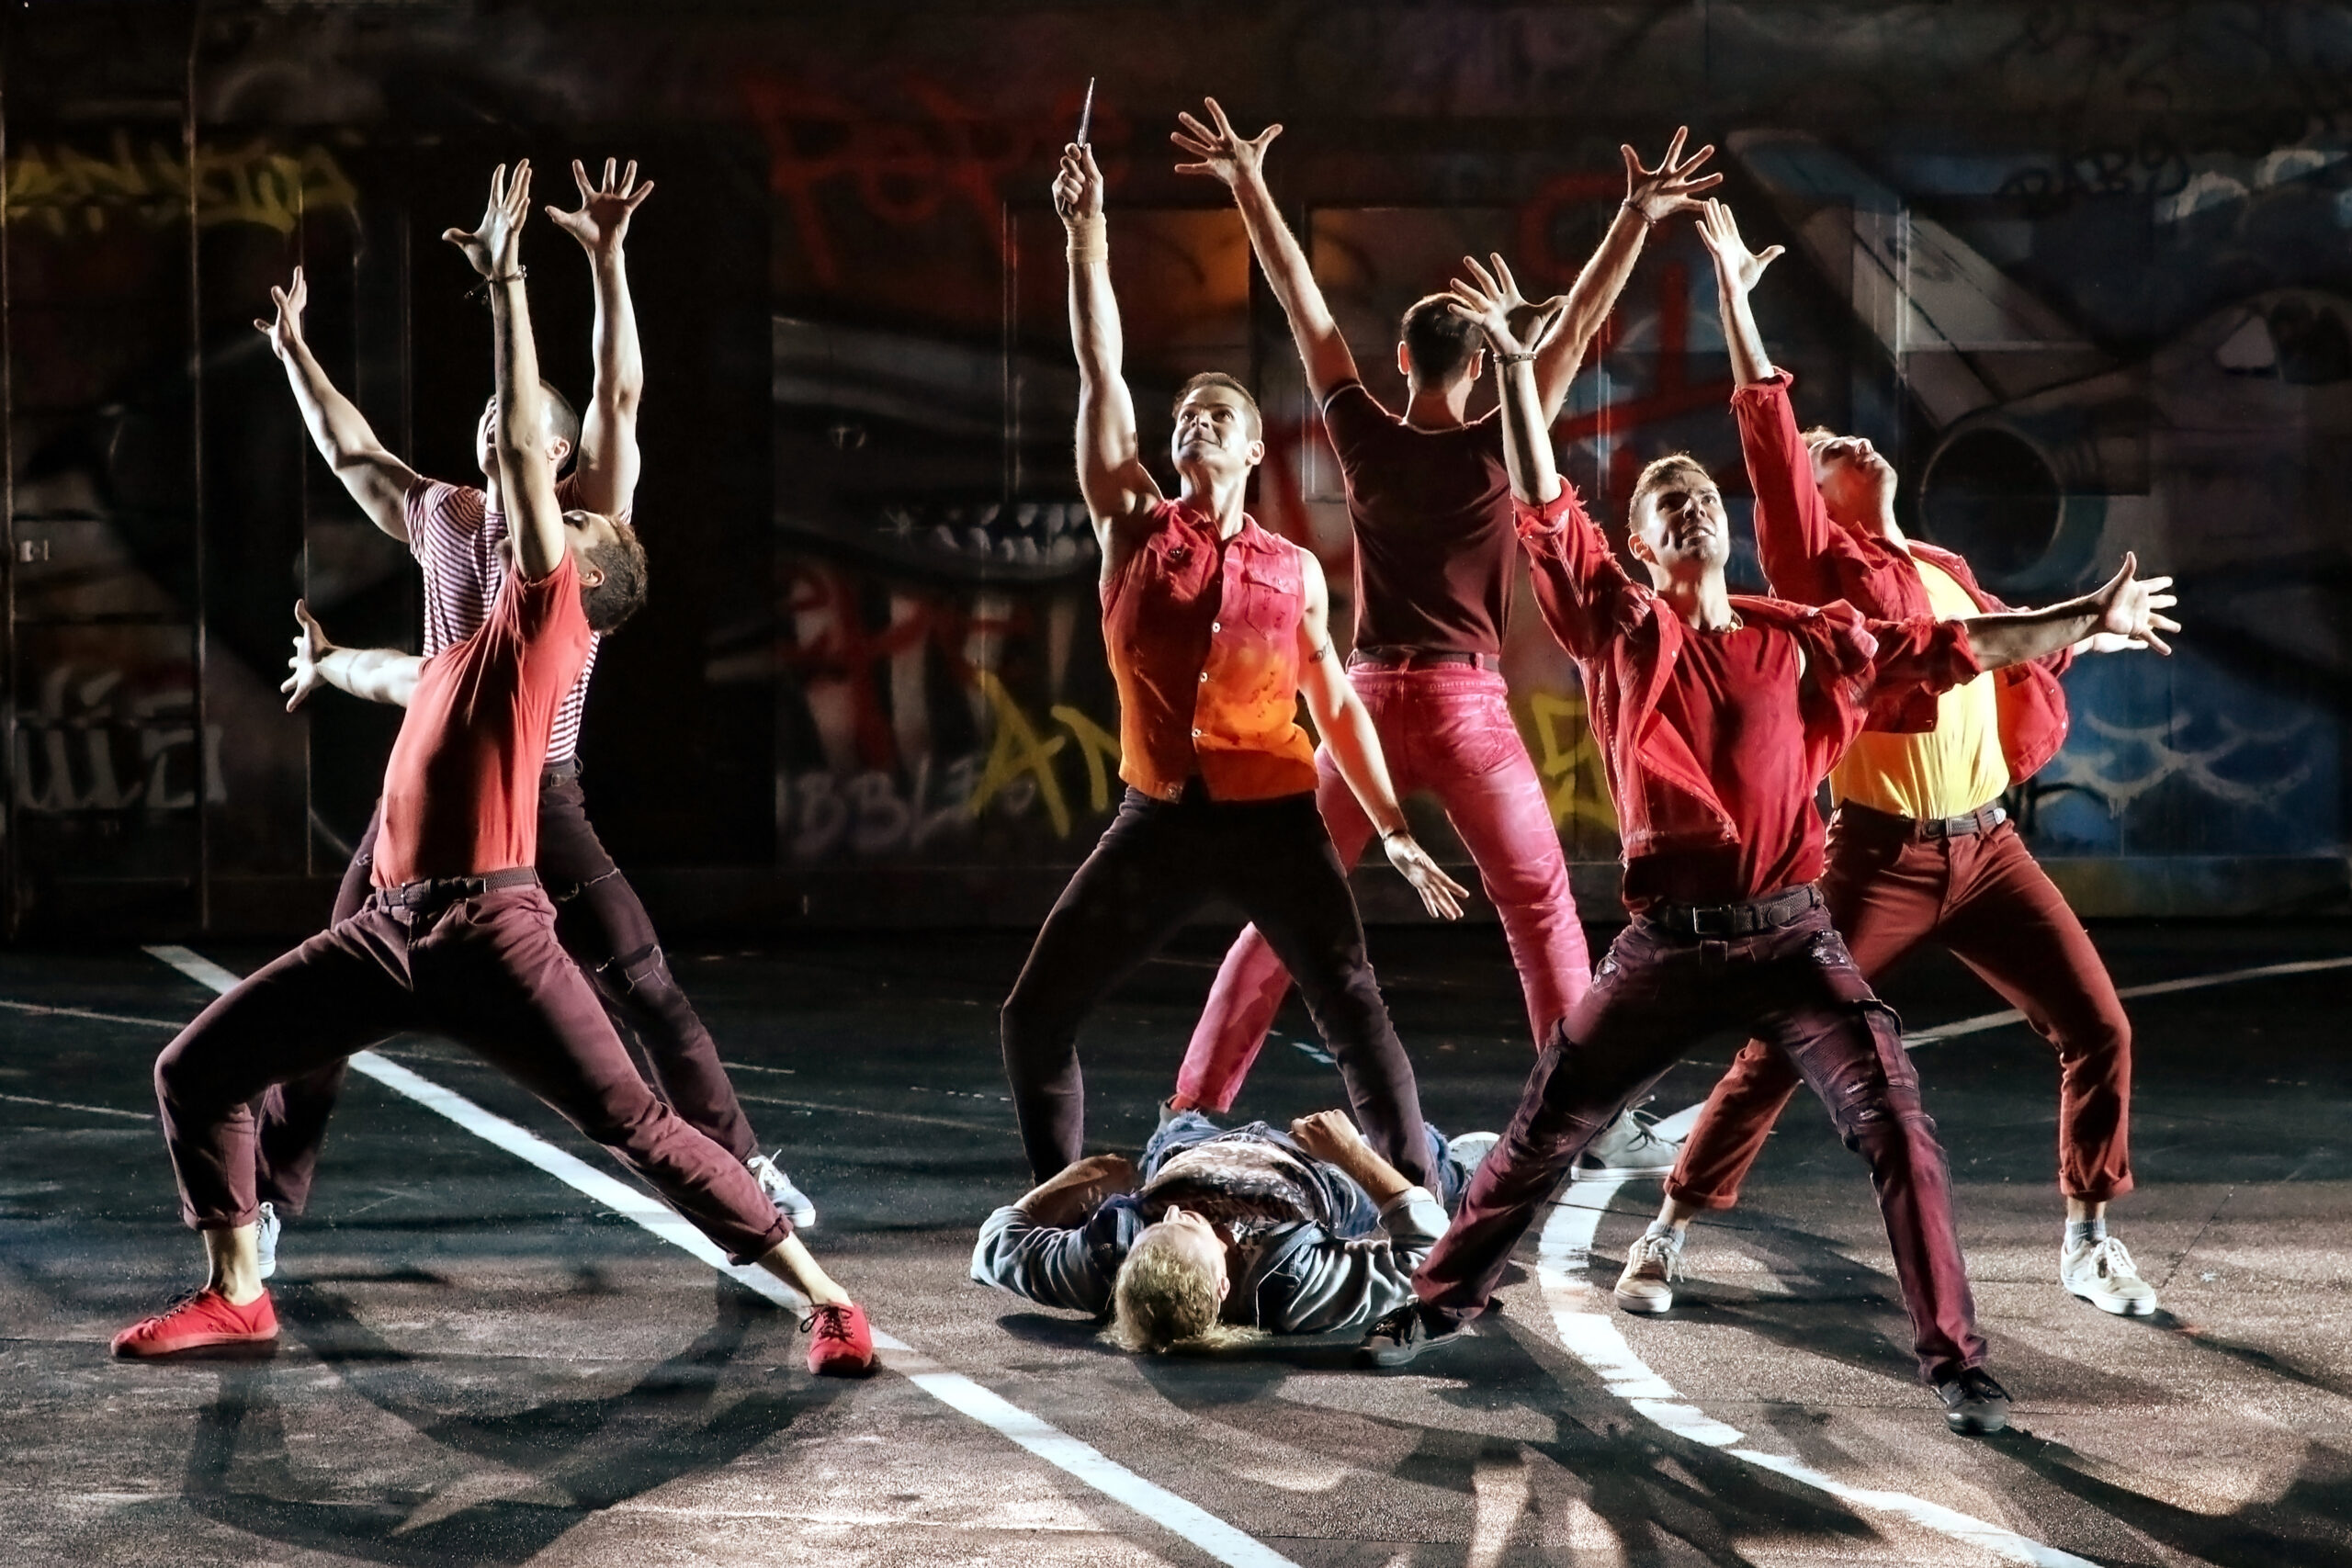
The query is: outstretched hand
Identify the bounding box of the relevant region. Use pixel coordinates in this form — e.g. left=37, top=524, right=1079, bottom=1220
left=1385, top=832, right=1472, bottom=921
left=1695, top=198, right=1783, bottom=296
left=546, top=157, right=653, bottom=256
left=253, top=266, right=310, bottom=361
left=1053, top=141, right=1104, bottom=223
left=1623, top=126, right=1722, bottom=224
left=280, top=599, right=333, bottom=712
left=2087, top=553, right=2180, bottom=654
left=1170, top=96, right=1282, bottom=188
left=1445, top=252, right=1566, bottom=359
left=442, top=161, right=533, bottom=280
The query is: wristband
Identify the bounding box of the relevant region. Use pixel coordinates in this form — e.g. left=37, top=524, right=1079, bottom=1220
left=1380, top=825, right=1408, bottom=843
left=1066, top=215, right=1107, bottom=265
left=1496, top=350, right=1538, bottom=365
left=1621, top=199, right=1657, bottom=227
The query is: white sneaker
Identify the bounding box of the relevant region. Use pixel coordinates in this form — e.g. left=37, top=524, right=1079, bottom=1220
left=1613, top=1224, right=1685, bottom=1314
left=1446, top=1131, right=1500, bottom=1179
left=747, top=1154, right=817, bottom=1230
left=1575, top=1102, right=1682, bottom=1179
left=254, top=1201, right=279, bottom=1281
left=2061, top=1234, right=2157, bottom=1315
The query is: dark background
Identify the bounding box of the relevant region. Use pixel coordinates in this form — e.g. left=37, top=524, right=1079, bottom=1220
left=3, top=1, right=2346, bottom=938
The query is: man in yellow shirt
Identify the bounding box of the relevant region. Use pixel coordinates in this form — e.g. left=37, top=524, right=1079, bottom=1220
left=1618, top=203, right=2178, bottom=1321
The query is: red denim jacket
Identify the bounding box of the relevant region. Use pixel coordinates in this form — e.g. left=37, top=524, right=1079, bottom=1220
left=1516, top=484, right=1979, bottom=863
left=1102, top=499, right=1318, bottom=803
left=1733, top=375, right=2072, bottom=784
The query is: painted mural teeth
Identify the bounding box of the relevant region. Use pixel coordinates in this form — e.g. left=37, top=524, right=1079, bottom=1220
left=880, top=497, right=1096, bottom=580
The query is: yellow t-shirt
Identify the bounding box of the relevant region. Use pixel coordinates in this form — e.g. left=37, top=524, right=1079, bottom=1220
left=1829, top=556, right=2011, bottom=819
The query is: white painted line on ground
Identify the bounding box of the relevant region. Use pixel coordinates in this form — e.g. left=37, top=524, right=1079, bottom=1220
left=1, top=996, right=186, bottom=1029
left=0, top=1090, right=153, bottom=1122
left=140, top=944, right=1299, bottom=1568
left=1905, top=953, right=2352, bottom=1044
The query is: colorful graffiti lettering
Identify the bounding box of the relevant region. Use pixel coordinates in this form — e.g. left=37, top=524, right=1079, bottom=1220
left=13, top=666, right=225, bottom=812
left=6, top=131, right=358, bottom=237
left=1525, top=691, right=1614, bottom=835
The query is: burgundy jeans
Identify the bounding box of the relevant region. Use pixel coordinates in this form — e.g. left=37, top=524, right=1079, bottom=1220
left=1415, top=897, right=1985, bottom=1385
left=1668, top=812, right=2132, bottom=1211
left=257, top=768, right=760, bottom=1216
left=155, top=880, right=789, bottom=1265
left=1178, top=665, right=1591, bottom=1110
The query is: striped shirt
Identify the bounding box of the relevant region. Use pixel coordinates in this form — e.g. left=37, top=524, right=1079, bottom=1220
left=404, top=474, right=613, bottom=766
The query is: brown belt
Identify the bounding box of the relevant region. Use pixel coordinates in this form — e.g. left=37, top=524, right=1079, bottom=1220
left=1348, top=646, right=1502, bottom=672
left=1838, top=799, right=2008, bottom=841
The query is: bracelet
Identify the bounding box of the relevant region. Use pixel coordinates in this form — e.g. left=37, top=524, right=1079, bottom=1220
left=1380, top=825, right=1408, bottom=843
left=1066, top=214, right=1107, bottom=265
left=465, top=265, right=527, bottom=306
left=1621, top=199, right=1657, bottom=227
left=1496, top=349, right=1538, bottom=364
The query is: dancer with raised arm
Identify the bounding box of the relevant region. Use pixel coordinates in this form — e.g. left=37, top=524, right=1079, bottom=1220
left=115, top=164, right=874, bottom=1378
left=1358, top=240, right=2174, bottom=1435
left=253, top=157, right=816, bottom=1279
left=1167, top=101, right=1717, bottom=1178
left=1001, top=140, right=1469, bottom=1190
left=1616, top=200, right=2170, bottom=1320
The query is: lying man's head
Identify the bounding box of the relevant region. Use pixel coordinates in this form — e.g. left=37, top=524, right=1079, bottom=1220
left=1626, top=452, right=1729, bottom=586
left=1107, top=1205, right=1238, bottom=1354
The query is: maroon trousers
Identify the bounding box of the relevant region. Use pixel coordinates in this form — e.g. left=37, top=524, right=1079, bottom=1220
left=1668, top=811, right=2132, bottom=1212
left=155, top=880, right=789, bottom=1265
left=1415, top=897, right=1985, bottom=1384
left=256, top=767, right=760, bottom=1215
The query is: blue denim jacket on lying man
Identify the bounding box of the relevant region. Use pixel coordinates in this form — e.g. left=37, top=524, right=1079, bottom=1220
left=970, top=1111, right=1469, bottom=1337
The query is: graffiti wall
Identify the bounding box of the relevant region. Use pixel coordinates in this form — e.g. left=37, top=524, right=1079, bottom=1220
left=3, top=3, right=2346, bottom=933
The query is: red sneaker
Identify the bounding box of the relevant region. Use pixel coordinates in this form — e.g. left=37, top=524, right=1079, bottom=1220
left=112, top=1288, right=278, bottom=1358
left=801, top=1301, right=875, bottom=1377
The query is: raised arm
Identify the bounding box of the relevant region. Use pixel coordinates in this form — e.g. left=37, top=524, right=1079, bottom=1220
left=1056, top=142, right=1164, bottom=570
left=254, top=266, right=422, bottom=542
left=1962, top=553, right=2177, bottom=671
left=1295, top=552, right=1471, bottom=920
left=547, top=157, right=653, bottom=518
left=1172, top=97, right=1358, bottom=401
left=281, top=600, right=421, bottom=710
left=446, top=163, right=564, bottom=580
left=1529, top=128, right=1720, bottom=422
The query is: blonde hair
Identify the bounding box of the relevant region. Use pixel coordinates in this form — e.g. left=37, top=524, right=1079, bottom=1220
left=1105, top=1230, right=1259, bottom=1354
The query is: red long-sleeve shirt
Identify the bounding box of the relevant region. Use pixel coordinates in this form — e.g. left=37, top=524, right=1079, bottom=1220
left=1515, top=483, right=1980, bottom=910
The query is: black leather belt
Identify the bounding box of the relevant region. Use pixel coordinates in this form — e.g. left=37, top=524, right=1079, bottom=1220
left=374, top=866, right=540, bottom=908
left=1348, top=646, right=1502, bottom=671
left=1838, top=799, right=2007, bottom=840
left=1645, top=883, right=1821, bottom=938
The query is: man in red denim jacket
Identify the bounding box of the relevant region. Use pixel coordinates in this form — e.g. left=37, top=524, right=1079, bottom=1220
left=1358, top=242, right=2175, bottom=1436
left=1625, top=202, right=2177, bottom=1325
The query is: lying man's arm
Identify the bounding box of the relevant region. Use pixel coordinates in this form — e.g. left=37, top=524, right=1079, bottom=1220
left=281, top=600, right=420, bottom=710
left=1263, top=1112, right=1448, bottom=1336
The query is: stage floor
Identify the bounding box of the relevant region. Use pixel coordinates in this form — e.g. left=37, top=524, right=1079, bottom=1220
left=5, top=921, right=2347, bottom=1566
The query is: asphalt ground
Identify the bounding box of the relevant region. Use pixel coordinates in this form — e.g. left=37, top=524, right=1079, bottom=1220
left=4, top=919, right=2349, bottom=1566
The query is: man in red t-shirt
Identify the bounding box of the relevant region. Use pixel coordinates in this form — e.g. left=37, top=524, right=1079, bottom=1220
left=1162, top=103, right=1714, bottom=1177
left=1357, top=249, right=2173, bottom=1436
left=252, top=158, right=814, bottom=1271
left=114, top=164, right=873, bottom=1377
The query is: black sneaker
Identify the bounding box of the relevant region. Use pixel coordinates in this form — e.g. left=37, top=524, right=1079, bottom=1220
left=1357, top=1303, right=1464, bottom=1370
left=1935, top=1367, right=2013, bottom=1435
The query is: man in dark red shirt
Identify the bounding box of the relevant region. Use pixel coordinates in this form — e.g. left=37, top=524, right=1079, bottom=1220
left=1358, top=250, right=2173, bottom=1435
left=1163, top=105, right=1714, bottom=1179
left=1002, top=141, right=1469, bottom=1191
left=112, top=164, right=872, bottom=1377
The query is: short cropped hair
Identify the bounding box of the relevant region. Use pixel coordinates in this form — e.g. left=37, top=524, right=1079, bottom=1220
left=1400, top=293, right=1481, bottom=388
left=1628, top=452, right=1717, bottom=523
left=580, top=519, right=648, bottom=633
left=542, top=380, right=581, bottom=474
left=1170, top=371, right=1262, bottom=441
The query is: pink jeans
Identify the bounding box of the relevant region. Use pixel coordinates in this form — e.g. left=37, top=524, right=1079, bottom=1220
left=1177, top=665, right=1592, bottom=1111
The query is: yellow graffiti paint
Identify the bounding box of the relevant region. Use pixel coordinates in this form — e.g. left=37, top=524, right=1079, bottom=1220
left=6, top=132, right=357, bottom=237
left=968, top=671, right=1070, bottom=836
left=1527, top=691, right=1616, bottom=833
left=1049, top=705, right=1121, bottom=814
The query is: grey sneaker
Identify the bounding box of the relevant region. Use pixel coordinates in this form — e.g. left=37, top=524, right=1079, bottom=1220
left=254, top=1201, right=279, bottom=1282
left=1612, top=1224, right=1684, bottom=1314
left=1935, top=1367, right=2013, bottom=1435
left=1446, top=1131, right=1500, bottom=1179
left=1357, top=1303, right=1467, bottom=1370
left=746, top=1154, right=817, bottom=1230
left=1574, top=1102, right=1682, bottom=1178
left=2061, top=1235, right=2157, bottom=1316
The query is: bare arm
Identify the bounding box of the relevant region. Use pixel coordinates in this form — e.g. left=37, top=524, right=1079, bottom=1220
left=1530, top=128, right=1721, bottom=421
left=1011, top=1153, right=1137, bottom=1227
left=1172, top=98, right=1358, bottom=401
left=255, top=267, right=421, bottom=542
left=1697, top=198, right=1783, bottom=389
left=1056, top=142, right=1163, bottom=569
left=447, top=164, right=565, bottom=579
left=1295, top=552, right=1470, bottom=920
left=1289, top=1111, right=1413, bottom=1206
left=1962, top=553, right=2177, bottom=671
left=281, top=600, right=421, bottom=710
left=548, top=158, right=653, bottom=517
